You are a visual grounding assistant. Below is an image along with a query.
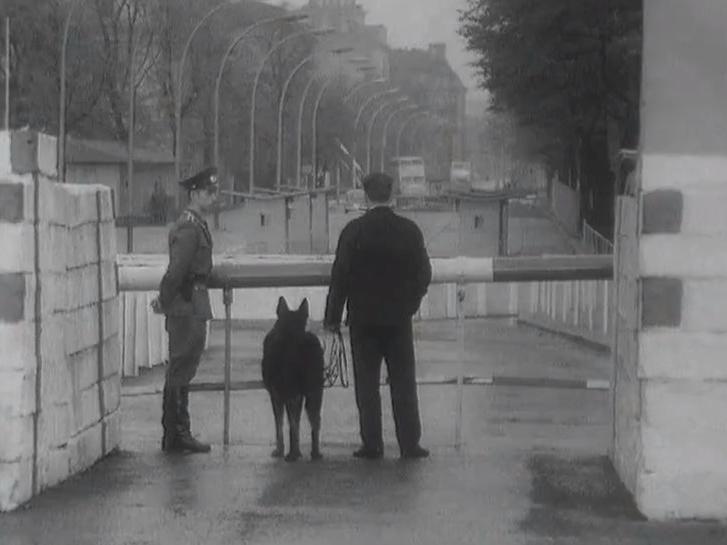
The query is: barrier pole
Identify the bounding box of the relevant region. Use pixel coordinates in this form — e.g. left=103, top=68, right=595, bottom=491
left=223, top=286, right=233, bottom=447
left=455, top=283, right=466, bottom=451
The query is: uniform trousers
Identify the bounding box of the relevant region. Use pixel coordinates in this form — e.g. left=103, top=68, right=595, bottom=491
left=349, top=320, right=422, bottom=453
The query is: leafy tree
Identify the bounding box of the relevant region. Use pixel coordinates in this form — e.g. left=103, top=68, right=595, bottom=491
left=459, top=0, right=642, bottom=237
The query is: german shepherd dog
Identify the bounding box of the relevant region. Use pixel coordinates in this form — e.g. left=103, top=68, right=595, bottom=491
left=262, top=297, right=324, bottom=461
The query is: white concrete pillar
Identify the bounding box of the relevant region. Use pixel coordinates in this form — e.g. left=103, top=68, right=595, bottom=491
left=611, top=0, right=727, bottom=520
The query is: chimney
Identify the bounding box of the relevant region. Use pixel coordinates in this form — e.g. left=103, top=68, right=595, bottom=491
left=428, top=43, right=447, bottom=61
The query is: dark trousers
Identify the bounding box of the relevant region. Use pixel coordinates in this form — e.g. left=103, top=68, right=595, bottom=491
left=349, top=320, right=422, bottom=453
left=162, top=316, right=207, bottom=438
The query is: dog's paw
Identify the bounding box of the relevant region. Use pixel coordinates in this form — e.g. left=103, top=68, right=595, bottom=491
left=271, top=447, right=284, bottom=459
left=311, top=451, right=323, bottom=461
left=285, top=450, right=302, bottom=462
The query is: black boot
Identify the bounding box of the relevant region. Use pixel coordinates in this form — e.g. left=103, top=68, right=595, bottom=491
left=161, top=386, right=181, bottom=452
left=175, top=386, right=211, bottom=453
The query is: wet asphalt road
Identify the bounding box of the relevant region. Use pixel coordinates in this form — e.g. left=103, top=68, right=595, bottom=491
left=2, top=322, right=727, bottom=544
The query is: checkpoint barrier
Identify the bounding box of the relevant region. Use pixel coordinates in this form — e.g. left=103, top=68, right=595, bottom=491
left=117, top=253, right=613, bottom=448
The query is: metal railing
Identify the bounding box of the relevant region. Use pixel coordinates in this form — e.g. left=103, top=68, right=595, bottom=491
left=582, top=221, right=614, bottom=255
left=117, top=253, right=613, bottom=449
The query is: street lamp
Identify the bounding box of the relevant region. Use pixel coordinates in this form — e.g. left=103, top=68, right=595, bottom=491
left=277, top=46, right=351, bottom=191
left=396, top=110, right=430, bottom=158
left=213, top=14, right=307, bottom=174
left=343, top=76, right=386, bottom=106
left=366, top=96, right=407, bottom=173
left=351, top=87, right=398, bottom=186
left=310, top=73, right=345, bottom=186
left=248, top=27, right=333, bottom=195
left=380, top=104, right=418, bottom=171
left=175, top=0, right=245, bottom=182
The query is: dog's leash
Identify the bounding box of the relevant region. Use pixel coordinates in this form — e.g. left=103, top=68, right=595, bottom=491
left=321, top=330, right=350, bottom=388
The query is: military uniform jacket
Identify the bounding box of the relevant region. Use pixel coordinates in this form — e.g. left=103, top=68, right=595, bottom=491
left=324, top=206, right=432, bottom=327
left=158, top=209, right=214, bottom=319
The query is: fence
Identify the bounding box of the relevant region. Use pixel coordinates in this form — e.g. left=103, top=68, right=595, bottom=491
left=582, top=220, right=614, bottom=255
left=516, top=279, right=612, bottom=348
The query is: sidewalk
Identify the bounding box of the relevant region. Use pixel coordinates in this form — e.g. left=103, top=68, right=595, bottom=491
left=2, top=320, right=726, bottom=544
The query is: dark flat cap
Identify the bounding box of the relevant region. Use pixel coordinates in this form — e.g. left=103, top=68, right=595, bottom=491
left=179, top=167, right=218, bottom=191
left=362, top=172, right=393, bottom=202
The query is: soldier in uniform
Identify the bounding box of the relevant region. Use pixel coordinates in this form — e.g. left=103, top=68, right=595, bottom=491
left=151, top=167, right=219, bottom=453
left=323, top=172, right=432, bottom=460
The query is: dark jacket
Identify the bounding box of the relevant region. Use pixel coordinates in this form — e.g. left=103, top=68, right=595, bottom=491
left=158, top=209, right=214, bottom=319
left=324, top=206, right=432, bottom=327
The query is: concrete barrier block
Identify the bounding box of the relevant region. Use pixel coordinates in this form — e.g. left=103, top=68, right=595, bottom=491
left=0, top=322, right=36, bottom=371
left=640, top=331, right=727, bottom=380
left=40, top=315, right=68, bottom=371
left=38, top=447, right=70, bottom=491
left=103, top=334, right=121, bottom=379
left=70, top=345, right=99, bottom=393
left=0, top=414, right=34, bottom=463
left=99, top=221, right=117, bottom=262
left=640, top=234, right=727, bottom=278
left=41, top=357, right=72, bottom=407
left=0, top=457, right=33, bottom=512
left=101, top=375, right=120, bottom=415
left=638, top=468, right=727, bottom=521
left=39, top=402, right=72, bottom=450
left=68, top=422, right=103, bottom=474
left=38, top=224, right=69, bottom=275
left=101, top=260, right=117, bottom=301
left=0, top=176, right=30, bottom=224
left=65, top=304, right=100, bottom=356
left=0, top=131, right=10, bottom=175
left=682, top=280, right=727, bottom=332
left=76, top=383, right=101, bottom=434
left=641, top=380, right=727, bottom=477
left=0, top=272, right=27, bottom=323
left=66, top=185, right=103, bottom=227
left=104, top=411, right=121, bottom=453
left=103, top=299, right=120, bottom=341
left=637, top=380, right=727, bottom=520
left=37, top=133, right=57, bottom=179
left=0, top=369, right=35, bottom=419
left=681, top=188, right=727, bottom=235
left=0, top=223, right=34, bottom=274
left=67, top=224, right=97, bottom=269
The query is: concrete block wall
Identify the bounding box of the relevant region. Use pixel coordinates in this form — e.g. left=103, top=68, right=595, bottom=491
left=610, top=0, right=727, bottom=520
left=0, top=130, right=120, bottom=512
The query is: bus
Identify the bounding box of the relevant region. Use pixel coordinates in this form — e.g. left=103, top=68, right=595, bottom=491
left=389, top=156, right=428, bottom=197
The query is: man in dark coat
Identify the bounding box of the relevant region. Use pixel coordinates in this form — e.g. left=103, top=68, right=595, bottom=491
left=324, top=172, right=432, bottom=459
left=151, top=167, right=219, bottom=453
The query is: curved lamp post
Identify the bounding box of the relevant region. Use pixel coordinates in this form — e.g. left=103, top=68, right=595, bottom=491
left=248, top=27, right=333, bottom=195
left=277, top=46, right=351, bottom=191
left=396, top=110, right=430, bottom=158
left=350, top=87, right=398, bottom=186
left=214, top=14, right=307, bottom=171
left=310, top=73, right=347, bottom=187
left=380, top=104, right=418, bottom=171
left=343, top=75, right=385, bottom=105
left=366, top=96, right=407, bottom=173
left=175, top=0, right=244, bottom=181
left=295, top=73, right=321, bottom=188
left=276, top=54, right=314, bottom=190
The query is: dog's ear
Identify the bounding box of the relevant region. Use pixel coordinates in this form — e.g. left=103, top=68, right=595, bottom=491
left=276, top=296, right=289, bottom=317
left=298, top=298, right=309, bottom=319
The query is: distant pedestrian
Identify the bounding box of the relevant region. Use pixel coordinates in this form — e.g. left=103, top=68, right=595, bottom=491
left=324, top=172, right=432, bottom=460
left=151, top=167, right=220, bottom=453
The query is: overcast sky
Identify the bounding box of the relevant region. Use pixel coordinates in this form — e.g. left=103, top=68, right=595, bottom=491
left=278, top=0, right=488, bottom=113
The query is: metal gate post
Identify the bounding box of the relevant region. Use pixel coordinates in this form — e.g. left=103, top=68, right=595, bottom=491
left=455, top=283, right=466, bottom=451
left=223, top=286, right=233, bottom=447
